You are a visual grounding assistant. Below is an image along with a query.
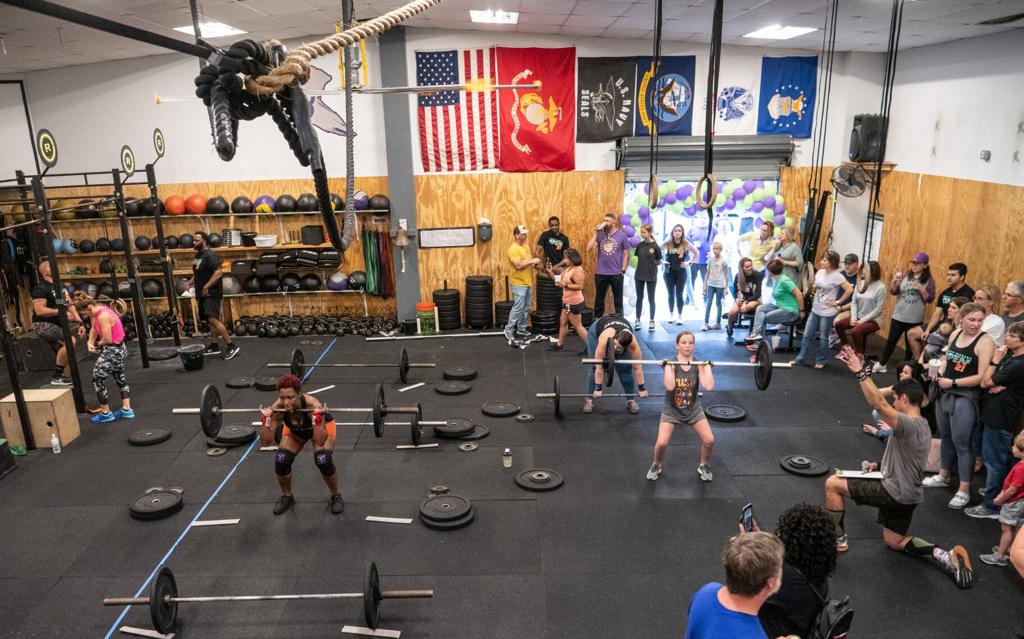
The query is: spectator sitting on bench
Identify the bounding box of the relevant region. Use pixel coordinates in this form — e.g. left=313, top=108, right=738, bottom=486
left=727, top=257, right=763, bottom=338
left=745, top=259, right=804, bottom=351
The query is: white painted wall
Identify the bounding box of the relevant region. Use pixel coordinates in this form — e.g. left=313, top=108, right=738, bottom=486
left=0, top=82, right=39, bottom=179
left=886, top=29, right=1024, bottom=187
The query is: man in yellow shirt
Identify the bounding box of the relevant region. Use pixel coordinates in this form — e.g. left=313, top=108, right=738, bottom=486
left=506, top=224, right=541, bottom=346
left=737, top=220, right=778, bottom=270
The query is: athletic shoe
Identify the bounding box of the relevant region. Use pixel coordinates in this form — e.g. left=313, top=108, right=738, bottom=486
left=964, top=505, right=1000, bottom=520
left=50, top=376, right=73, bottom=386
left=648, top=321, right=656, bottom=332
left=515, top=330, right=532, bottom=339
left=702, top=324, right=710, bottom=331
left=548, top=343, right=564, bottom=351
left=646, top=463, right=663, bottom=481
left=204, top=343, right=222, bottom=355
left=582, top=399, right=594, bottom=414
left=273, top=495, right=295, bottom=515
left=746, top=343, right=759, bottom=352
left=223, top=343, right=240, bottom=360
left=835, top=535, right=849, bottom=553
left=726, top=326, right=734, bottom=337
left=329, top=494, right=345, bottom=515
left=114, top=408, right=136, bottom=420
left=948, top=545, right=974, bottom=589
left=922, top=474, right=950, bottom=488
left=712, top=323, right=721, bottom=330
left=871, top=362, right=887, bottom=374
left=91, top=411, right=115, bottom=423
left=633, top=320, right=641, bottom=330
left=626, top=400, right=640, bottom=414
left=676, top=318, right=684, bottom=325
left=745, top=333, right=762, bottom=342
left=980, top=552, right=1008, bottom=567
left=697, top=464, right=713, bottom=482
left=948, top=491, right=970, bottom=509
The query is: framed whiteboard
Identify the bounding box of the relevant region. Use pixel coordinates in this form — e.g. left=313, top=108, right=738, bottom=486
left=418, top=226, right=475, bottom=249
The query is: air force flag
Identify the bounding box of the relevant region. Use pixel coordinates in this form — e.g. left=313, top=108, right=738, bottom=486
left=757, top=56, right=817, bottom=138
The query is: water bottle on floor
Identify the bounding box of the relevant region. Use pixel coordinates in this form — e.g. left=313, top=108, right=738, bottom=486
left=51, top=433, right=61, bottom=454
left=502, top=448, right=512, bottom=469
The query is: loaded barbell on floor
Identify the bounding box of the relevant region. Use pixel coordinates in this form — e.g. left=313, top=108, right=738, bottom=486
left=582, top=338, right=789, bottom=390
left=535, top=376, right=704, bottom=416
left=103, top=561, right=431, bottom=633
left=173, top=384, right=445, bottom=445
left=267, top=347, right=436, bottom=383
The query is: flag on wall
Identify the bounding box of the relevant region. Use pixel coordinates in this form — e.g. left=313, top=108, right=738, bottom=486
left=576, top=57, right=636, bottom=142
left=496, top=46, right=576, bottom=172
left=757, top=56, right=817, bottom=138
left=415, top=48, right=499, bottom=172
left=634, top=56, right=695, bottom=137
left=713, top=63, right=759, bottom=135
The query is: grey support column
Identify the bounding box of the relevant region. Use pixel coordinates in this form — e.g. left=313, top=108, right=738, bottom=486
left=378, top=26, right=420, bottom=320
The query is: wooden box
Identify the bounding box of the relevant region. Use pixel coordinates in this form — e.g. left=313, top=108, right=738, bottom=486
left=0, top=388, right=80, bottom=449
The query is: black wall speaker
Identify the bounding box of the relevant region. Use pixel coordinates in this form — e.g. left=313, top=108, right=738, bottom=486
left=849, top=114, right=887, bottom=163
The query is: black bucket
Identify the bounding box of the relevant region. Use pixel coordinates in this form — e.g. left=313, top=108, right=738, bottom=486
left=401, top=319, right=417, bottom=335
left=178, top=344, right=205, bottom=371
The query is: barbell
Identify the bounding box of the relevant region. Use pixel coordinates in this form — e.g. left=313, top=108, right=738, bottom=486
left=537, top=376, right=679, bottom=417
left=267, top=347, right=436, bottom=383
left=173, top=384, right=443, bottom=445
left=103, top=561, right=431, bottom=633
left=584, top=337, right=789, bottom=389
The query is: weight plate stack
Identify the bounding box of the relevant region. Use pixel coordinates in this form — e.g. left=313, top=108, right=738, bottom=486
left=495, top=300, right=514, bottom=328
left=530, top=310, right=560, bottom=335
left=464, top=275, right=493, bottom=329
left=535, top=276, right=562, bottom=314
left=432, top=287, right=462, bottom=331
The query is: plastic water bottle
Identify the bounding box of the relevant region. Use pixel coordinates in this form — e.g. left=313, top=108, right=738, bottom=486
left=51, top=433, right=61, bottom=454
left=502, top=448, right=512, bottom=469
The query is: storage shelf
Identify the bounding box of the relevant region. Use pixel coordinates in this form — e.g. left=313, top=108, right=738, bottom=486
left=142, top=290, right=366, bottom=302
left=55, top=244, right=335, bottom=258
left=49, top=209, right=389, bottom=224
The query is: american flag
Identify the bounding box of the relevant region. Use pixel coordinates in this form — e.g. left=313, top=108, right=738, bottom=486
left=415, top=48, right=498, bottom=172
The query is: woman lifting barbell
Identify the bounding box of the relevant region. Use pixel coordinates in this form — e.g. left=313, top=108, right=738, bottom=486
left=647, top=331, right=716, bottom=483
left=258, top=374, right=344, bottom=516
left=585, top=314, right=648, bottom=414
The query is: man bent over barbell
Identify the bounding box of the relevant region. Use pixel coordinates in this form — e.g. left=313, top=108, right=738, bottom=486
left=259, top=374, right=344, bottom=516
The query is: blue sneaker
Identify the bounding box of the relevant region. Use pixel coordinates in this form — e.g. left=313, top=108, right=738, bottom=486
left=114, top=408, right=135, bottom=420
left=91, top=411, right=116, bottom=423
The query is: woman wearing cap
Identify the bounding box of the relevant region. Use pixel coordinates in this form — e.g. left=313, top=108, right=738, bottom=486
left=874, top=252, right=936, bottom=373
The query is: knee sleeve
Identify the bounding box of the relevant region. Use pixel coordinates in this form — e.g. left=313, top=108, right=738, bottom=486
left=313, top=449, right=336, bottom=477
left=274, top=449, right=296, bottom=476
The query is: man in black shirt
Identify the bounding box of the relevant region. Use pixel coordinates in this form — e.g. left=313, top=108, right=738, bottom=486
left=31, top=261, right=85, bottom=385
left=188, top=231, right=239, bottom=359
left=923, top=263, right=974, bottom=341
left=535, top=216, right=571, bottom=272
left=1002, top=280, right=1024, bottom=330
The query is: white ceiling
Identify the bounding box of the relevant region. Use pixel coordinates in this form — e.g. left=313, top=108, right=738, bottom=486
left=0, top=0, right=1022, bottom=73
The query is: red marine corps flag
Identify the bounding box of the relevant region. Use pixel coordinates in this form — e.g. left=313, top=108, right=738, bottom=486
left=496, top=47, right=576, bottom=172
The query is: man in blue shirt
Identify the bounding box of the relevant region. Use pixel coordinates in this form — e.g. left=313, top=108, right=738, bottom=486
left=685, top=532, right=784, bottom=639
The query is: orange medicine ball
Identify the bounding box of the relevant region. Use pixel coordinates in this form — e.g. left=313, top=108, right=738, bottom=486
left=185, top=194, right=208, bottom=215
left=165, top=194, right=186, bottom=215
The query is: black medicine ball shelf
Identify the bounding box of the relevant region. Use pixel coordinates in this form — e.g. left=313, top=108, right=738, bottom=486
left=47, top=209, right=391, bottom=224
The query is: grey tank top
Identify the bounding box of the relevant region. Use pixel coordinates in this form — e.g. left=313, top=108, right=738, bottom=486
left=663, top=363, right=703, bottom=420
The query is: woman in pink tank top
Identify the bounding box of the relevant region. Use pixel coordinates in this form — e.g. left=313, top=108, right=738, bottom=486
left=72, top=293, right=134, bottom=422
left=548, top=248, right=588, bottom=352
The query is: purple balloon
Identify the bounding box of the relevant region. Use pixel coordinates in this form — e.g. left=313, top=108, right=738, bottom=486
left=657, top=198, right=666, bottom=208
left=640, top=214, right=652, bottom=226
left=774, top=203, right=786, bottom=215
left=743, top=180, right=756, bottom=193
left=725, top=197, right=736, bottom=210
left=751, top=201, right=765, bottom=213
left=715, top=205, right=725, bottom=213
left=638, top=206, right=650, bottom=218
left=643, top=183, right=650, bottom=195
left=763, top=196, right=776, bottom=209
left=755, top=180, right=765, bottom=189
left=665, top=193, right=677, bottom=205
left=628, top=234, right=642, bottom=247
left=620, top=213, right=632, bottom=226
left=733, top=187, right=746, bottom=200
left=623, top=224, right=636, bottom=237
left=753, top=217, right=764, bottom=229
left=773, top=213, right=786, bottom=226
left=676, top=185, right=689, bottom=200
left=685, top=207, right=697, bottom=218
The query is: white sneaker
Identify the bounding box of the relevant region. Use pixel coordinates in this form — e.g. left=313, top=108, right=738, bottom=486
left=676, top=317, right=684, bottom=325
left=922, top=474, right=950, bottom=488
left=872, top=362, right=887, bottom=374
left=948, top=491, right=970, bottom=509
left=697, top=464, right=713, bottom=482
left=646, top=464, right=662, bottom=481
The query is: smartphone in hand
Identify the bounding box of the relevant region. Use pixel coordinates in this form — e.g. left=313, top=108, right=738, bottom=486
left=741, top=503, right=754, bottom=532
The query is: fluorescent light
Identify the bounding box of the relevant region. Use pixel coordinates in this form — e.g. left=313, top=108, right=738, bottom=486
left=743, top=25, right=818, bottom=40
left=469, top=9, right=519, bottom=24
left=174, top=22, right=247, bottom=38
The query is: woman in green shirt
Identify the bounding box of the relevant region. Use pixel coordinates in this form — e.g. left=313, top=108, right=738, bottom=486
left=747, top=260, right=804, bottom=349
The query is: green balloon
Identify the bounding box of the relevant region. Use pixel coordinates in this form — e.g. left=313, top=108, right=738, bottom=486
left=631, top=215, right=642, bottom=228
left=714, top=193, right=727, bottom=207
left=630, top=255, right=639, bottom=269
left=784, top=219, right=795, bottom=229
left=775, top=194, right=785, bottom=207
left=742, top=194, right=754, bottom=208
left=626, top=203, right=639, bottom=216
left=773, top=226, right=781, bottom=238
left=666, top=179, right=679, bottom=192
left=671, top=201, right=685, bottom=213
left=684, top=196, right=695, bottom=208
left=760, top=211, right=774, bottom=221
left=730, top=178, right=743, bottom=189
left=752, top=188, right=766, bottom=201
left=722, top=185, right=735, bottom=199
left=765, top=183, right=778, bottom=197
left=634, top=194, right=648, bottom=207
left=658, top=184, right=669, bottom=198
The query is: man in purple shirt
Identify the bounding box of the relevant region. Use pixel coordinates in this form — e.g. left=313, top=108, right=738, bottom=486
left=688, top=219, right=716, bottom=306
left=587, top=212, right=630, bottom=318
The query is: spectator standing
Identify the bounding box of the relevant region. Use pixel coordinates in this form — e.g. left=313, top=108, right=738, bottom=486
left=632, top=225, right=662, bottom=331
left=1001, top=281, right=1024, bottom=330
left=588, top=213, right=629, bottom=318
left=874, top=252, right=936, bottom=373
left=505, top=225, right=541, bottom=346
left=535, top=216, right=570, bottom=271
left=974, top=284, right=1005, bottom=346
left=687, top=217, right=716, bottom=307
left=794, top=251, right=852, bottom=369
left=662, top=224, right=697, bottom=325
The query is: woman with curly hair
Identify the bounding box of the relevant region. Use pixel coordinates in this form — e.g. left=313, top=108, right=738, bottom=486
left=758, top=503, right=837, bottom=638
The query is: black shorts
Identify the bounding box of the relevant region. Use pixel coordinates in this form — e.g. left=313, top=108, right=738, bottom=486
left=847, top=477, right=917, bottom=536
left=563, top=302, right=585, bottom=315
left=197, top=295, right=222, bottom=321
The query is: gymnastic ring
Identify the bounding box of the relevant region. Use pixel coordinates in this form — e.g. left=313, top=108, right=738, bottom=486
left=111, top=299, right=129, bottom=316
left=695, top=174, right=718, bottom=210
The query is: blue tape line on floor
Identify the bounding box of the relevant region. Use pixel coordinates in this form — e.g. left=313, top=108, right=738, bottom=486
left=103, top=338, right=337, bottom=638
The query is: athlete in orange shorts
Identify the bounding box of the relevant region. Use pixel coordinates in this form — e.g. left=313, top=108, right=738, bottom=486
left=259, top=374, right=344, bottom=515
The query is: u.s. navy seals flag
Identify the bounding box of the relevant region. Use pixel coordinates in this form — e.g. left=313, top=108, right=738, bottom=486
left=496, top=46, right=576, bottom=172
left=577, top=57, right=636, bottom=142
left=634, top=56, right=695, bottom=137
left=757, top=56, right=817, bottom=138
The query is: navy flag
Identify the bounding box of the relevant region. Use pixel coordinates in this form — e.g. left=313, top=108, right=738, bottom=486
left=757, top=56, right=817, bottom=138
left=576, top=57, right=636, bottom=142
left=634, top=56, right=695, bottom=137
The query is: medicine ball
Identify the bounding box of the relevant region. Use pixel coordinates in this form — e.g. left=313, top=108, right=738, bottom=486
left=260, top=275, right=280, bottom=293
left=78, top=239, right=96, bottom=253
left=206, top=196, right=229, bottom=214
left=97, top=281, right=115, bottom=299
left=352, top=190, right=369, bottom=211
left=51, top=199, right=75, bottom=221
left=75, top=199, right=100, bottom=219
left=164, top=235, right=179, bottom=249
left=96, top=237, right=111, bottom=251
left=117, top=281, right=132, bottom=299
left=110, top=238, right=125, bottom=252
left=99, top=258, right=113, bottom=273
left=221, top=275, right=242, bottom=295
left=254, top=195, right=275, bottom=213
left=368, top=194, right=391, bottom=212
left=300, top=273, right=322, bottom=291
left=279, top=272, right=301, bottom=292
left=85, top=283, right=98, bottom=297
left=185, top=194, right=207, bottom=215
left=178, top=233, right=194, bottom=249
left=165, top=195, right=186, bottom=215
left=127, top=199, right=145, bottom=217
left=275, top=194, right=296, bottom=212
left=141, top=278, right=163, bottom=298
left=329, top=193, right=344, bottom=211
left=173, top=276, right=190, bottom=295
left=134, top=235, right=152, bottom=251
left=349, top=270, right=367, bottom=290
left=231, top=196, right=254, bottom=214
left=61, top=239, right=78, bottom=254
left=326, top=271, right=348, bottom=291
left=51, top=238, right=63, bottom=254
left=99, top=201, right=119, bottom=219
left=206, top=232, right=223, bottom=248
left=243, top=275, right=261, bottom=294
left=296, top=193, right=318, bottom=212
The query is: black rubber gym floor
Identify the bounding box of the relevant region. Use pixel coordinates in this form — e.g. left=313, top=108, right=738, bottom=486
left=0, top=326, right=1018, bottom=638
